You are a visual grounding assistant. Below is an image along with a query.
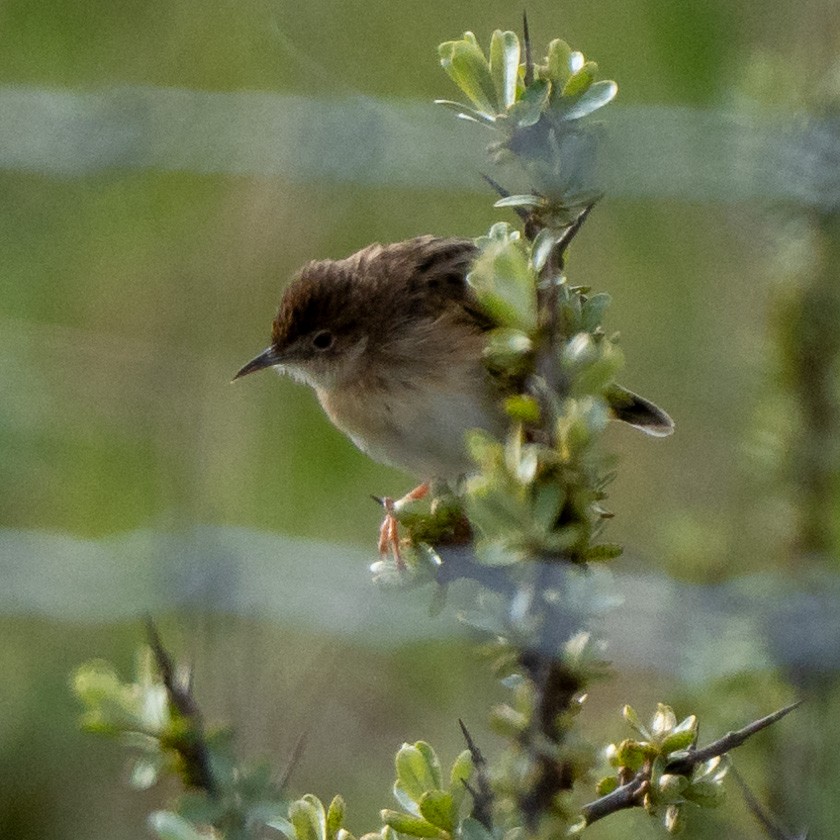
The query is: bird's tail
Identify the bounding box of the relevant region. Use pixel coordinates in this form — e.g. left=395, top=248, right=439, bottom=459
left=606, top=384, right=675, bottom=437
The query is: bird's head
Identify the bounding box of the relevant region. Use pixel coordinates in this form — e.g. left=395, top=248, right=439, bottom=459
left=233, top=259, right=372, bottom=390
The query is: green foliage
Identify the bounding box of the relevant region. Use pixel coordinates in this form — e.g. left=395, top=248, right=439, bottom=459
left=73, top=647, right=286, bottom=840
left=71, top=20, right=799, bottom=840
left=592, top=704, right=728, bottom=834
left=437, top=30, right=616, bottom=214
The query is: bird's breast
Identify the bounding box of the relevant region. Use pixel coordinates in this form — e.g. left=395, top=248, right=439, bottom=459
left=315, top=366, right=503, bottom=480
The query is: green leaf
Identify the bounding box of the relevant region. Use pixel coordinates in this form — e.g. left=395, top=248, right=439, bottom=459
left=581, top=293, right=611, bottom=332
left=507, top=78, right=550, bottom=127
left=623, top=705, right=651, bottom=738
left=562, top=62, right=597, bottom=98
left=129, top=756, right=162, bottom=790
left=467, top=236, right=537, bottom=332
left=380, top=811, right=443, bottom=838
left=289, top=797, right=326, bottom=840
left=326, top=796, right=346, bottom=840
left=395, top=743, right=441, bottom=803
left=595, top=776, right=618, bottom=796
left=544, top=39, right=573, bottom=88
left=459, top=817, right=495, bottom=840
left=448, top=750, right=473, bottom=814
left=493, top=194, right=546, bottom=209
left=267, top=817, right=296, bottom=840
left=651, top=704, right=677, bottom=737
left=149, top=811, right=209, bottom=840
left=660, top=728, right=696, bottom=755
left=439, top=35, right=498, bottom=114
left=564, top=80, right=617, bottom=119
left=585, top=543, right=622, bottom=562
left=615, top=740, right=647, bottom=772
left=682, top=779, right=726, bottom=808
left=489, top=30, right=520, bottom=110
left=530, top=227, right=565, bottom=273
left=419, top=790, right=455, bottom=832
left=532, top=483, right=565, bottom=532
left=657, top=773, right=689, bottom=800
left=415, top=742, right=443, bottom=789
left=503, top=395, right=540, bottom=424
left=665, top=804, right=685, bottom=834
left=433, top=100, right=497, bottom=126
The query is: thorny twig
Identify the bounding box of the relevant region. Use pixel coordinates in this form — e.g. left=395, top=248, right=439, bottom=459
left=580, top=702, right=801, bottom=826
left=459, top=719, right=494, bottom=830
left=144, top=616, right=219, bottom=798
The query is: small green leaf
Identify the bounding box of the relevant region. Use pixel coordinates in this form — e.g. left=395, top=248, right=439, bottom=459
left=507, top=78, right=550, bottom=127
left=484, top=327, right=532, bottom=373
left=618, top=737, right=648, bottom=767
left=682, top=779, right=726, bottom=808
left=467, top=236, right=537, bottom=332
left=660, top=728, right=696, bottom=755
left=395, top=743, right=440, bottom=803
left=623, top=704, right=650, bottom=737
left=439, top=35, right=498, bottom=115
left=503, top=395, right=540, bottom=424
left=562, top=62, right=597, bottom=98
left=380, top=811, right=443, bottom=838
left=544, top=39, right=573, bottom=88
left=595, top=776, right=618, bottom=796
left=530, top=227, right=564, bottom=272
left=448, top=750, right=473, bottom=814
left=489, top=30, right=520, bottom=110
left=433, top=100, right=497, bottom=126
left=651, top=704, right=677, bottom=737
left=581, top=293, right=611, bottom=332
left=130, top=756, right=162, bottom=790
left=532, top=483, right=565, bottom=531
left=585, top=543, right=622, bottom=562
left=419, top=790, right=455, bottom=832
left=415, top=742, right=443, bottom=789
left=326, top=796, right=346, bottom=840
left=149, top=811, right=209, bottom=840
left=564, top=80, right=617, bottom=119
left=657, top=773, right=688, bottom=799
left=290, top=797, right=325, bottom=840
left=459, top=817, right=495, bottom=840
left=493, top=194, right=546, bottom=209
left=665, top=803, right=685, bottom=834
left=268, top=817, right=296, bottom=840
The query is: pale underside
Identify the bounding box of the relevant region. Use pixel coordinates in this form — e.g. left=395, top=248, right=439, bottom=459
left=279, top=316, right=504, bottom=480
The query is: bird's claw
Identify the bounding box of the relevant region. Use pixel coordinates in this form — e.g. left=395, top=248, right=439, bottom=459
left=375, top=483, right=431, bottom=570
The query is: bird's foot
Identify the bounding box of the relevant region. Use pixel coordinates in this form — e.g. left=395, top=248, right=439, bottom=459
left=376, top=482, right=430, bottom=569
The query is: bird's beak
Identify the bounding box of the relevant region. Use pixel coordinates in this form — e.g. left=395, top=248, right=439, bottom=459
left=232, top=346, right=283, bottom=381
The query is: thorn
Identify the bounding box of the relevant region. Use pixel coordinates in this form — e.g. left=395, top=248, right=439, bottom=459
left=480, top=172, right=511, bottom=198
left=523, top=11, right=533, bottom=87
left=481, top=173, right=530, bottom=222
left=370, top=494, right=385, bottom=507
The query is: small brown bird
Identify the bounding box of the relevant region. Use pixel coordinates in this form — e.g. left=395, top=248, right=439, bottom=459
left=234, top=236, right=673, bottom=554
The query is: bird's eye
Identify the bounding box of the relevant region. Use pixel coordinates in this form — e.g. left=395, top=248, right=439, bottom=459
left=311, top=330, right=334, bottom=350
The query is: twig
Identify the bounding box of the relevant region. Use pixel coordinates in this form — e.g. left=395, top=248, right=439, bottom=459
left=144, top=616, right=219, bottom=798
left=580, top=771, right=649, bottom=825
left=729, top=764, right=809, bottom=840
left=458, top=719, right=494, bottom=830
left=580, top=702, right=801, bottom=827
left=665, top=702, right=801, bottom=776
left=278, top=730, right=309, bottom=793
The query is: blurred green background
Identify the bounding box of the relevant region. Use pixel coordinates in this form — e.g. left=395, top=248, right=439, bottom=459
left=2, top=0, right=839, bottom=837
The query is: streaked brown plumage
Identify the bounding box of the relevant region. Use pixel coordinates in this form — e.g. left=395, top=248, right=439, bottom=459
left=235, top=235, right=673, bottom=481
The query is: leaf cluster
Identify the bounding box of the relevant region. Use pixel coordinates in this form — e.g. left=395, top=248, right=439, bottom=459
left=437, top=30, right=616, bottom=215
